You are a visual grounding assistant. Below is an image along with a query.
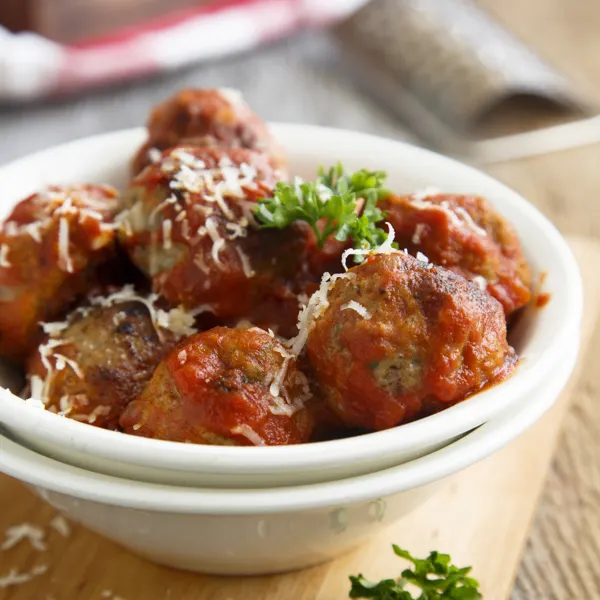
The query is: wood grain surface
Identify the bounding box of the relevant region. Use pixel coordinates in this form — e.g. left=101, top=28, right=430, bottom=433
left=0, top=238, right=597, bottom=600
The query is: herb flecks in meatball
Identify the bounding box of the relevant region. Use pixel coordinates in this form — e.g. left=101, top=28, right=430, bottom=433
left=132, top=88, right=285, bottom=175
left=26, top=286, right=196, bottom=429
left=119, top=146, right=309, bottom=336
left=306, top=251, right=516, bottom=431
left=379, top=192, right=531, bottom=316
left=0, top=185, right=119, bottom=362
left=120, top=327, right=314, bottom=445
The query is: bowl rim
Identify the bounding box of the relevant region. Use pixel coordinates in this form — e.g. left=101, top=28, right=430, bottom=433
left=0, top=336, right=579, bottom=513
left=0, top=123, right=584, bottom=477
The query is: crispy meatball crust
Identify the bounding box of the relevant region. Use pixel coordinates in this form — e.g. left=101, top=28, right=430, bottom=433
left=379, top=193, right=532, bottom=316
left=0, top=185, right=119, bottom=363
left=132, top=88, right=286, bottom=175
left=120, top=327, right=314, bottom=445
left=119, top=146, right=309, bottom=336
left=26, top=300, right=182, bottom=429
left=306, top=252, right=516, bottom=431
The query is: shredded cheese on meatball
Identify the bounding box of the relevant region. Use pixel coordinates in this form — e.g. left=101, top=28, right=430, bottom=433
left=472, top=275, right=488, bottom=290
left=85, top=405, right=112, bottom=424
left=342, top=300, right=372, bottom=320
left=284, top=271, right=356, bottom=361
left=27, top=286, right=198, bottom=409
left=91, top=285, right=197, bottom=340
left=407, top=193, right=487, bottom=237
left=57, top=217, right=73, bottom=273
left=235, top=246, right=255, bottom=278
left=412, top=223, right=426, bottom=244
left=204, top=217, right=226, bottom=268
left=145, top=149, right=262, bottom=276
left=231, top=424, right=266, bottom=446
left=0, top=244, right=11, bottom=268
left=148, top=147, right=162, bottom=164
left=162, top=219, right=173, bottom=250
left=2, top=186, right=118, bottom=277
left=341, top=222, right=397, bottom=270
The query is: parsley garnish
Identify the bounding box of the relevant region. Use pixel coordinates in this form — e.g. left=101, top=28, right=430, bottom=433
left=349, top=545, right=482, bottom=600
left=255, top=163, right=390, bottom=253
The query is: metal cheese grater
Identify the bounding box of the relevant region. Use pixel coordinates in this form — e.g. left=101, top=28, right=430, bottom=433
left=334, top=0, right=590, bottom=156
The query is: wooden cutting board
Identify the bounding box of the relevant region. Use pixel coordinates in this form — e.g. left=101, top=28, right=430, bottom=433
left=0, top=237, right=598, bottom=600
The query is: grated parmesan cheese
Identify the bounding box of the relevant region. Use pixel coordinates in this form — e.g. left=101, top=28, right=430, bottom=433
left=0, top=244, right=11, bottom=268
left=412, top=223, right=426, bottom=245
left=86, top=405, right=112, bottom=424
left=41, top=321, right=69, bottom=336
left=235, top=246, right=255, bottom=278
left=25, top=222, right=43, bottom=242
left=90, top=285, right=197, bottom=342
left=162, top=219, right=173, bottom=250
left=57, top=217, right=73, bottom=273
left=204, top=217, right=226, bottom=268
left=177, top=349, right=188, bottom=365
left=411, top=186, right=441, bottom=201
left=454, top=206, right=487, bottom=236
left=148, top=147, right=162, bottom=163
left=231, top=424, right=266, bottom=446
left=269, top=345, right=293, bottom=400
left=1, top=523, right=46, bottom=551
left=342, top=300, right=372, bottom=320
left=0, top=565, right=48, bottom=588
left=472, top=275, right=488, bottom=290
left=49, top=515, right=70, bottom=537
left=341, top=222, right=397, bottom=270
left=408, top=193, right=487, bottom=237
left=225, top=221, right=248, bottom=239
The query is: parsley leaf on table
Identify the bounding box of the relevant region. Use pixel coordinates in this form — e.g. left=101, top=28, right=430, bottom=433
left=254, top=163, right=390, bottom=255
left=349, top=545, right=482, bottom=600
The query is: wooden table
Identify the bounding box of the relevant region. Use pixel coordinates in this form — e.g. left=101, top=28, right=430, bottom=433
left=1, top=1, right=600, bottom=597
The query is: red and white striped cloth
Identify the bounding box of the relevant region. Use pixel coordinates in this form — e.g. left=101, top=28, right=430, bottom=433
left=0, top=0, right=368, bottom=101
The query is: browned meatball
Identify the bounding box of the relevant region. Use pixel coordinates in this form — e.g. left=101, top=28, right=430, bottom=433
left=132, top=88, right=286, bottom=175
left=379, top=193, right=532, bottom=316
left=0, top=185, right=119, bottom=363
left=26, top=288, right=195, bottom=429
left=120, top=327, right=314, bottom=445
left=119, top=146, right=310, bottom=336
left=306, top=251, right=516, bottom=431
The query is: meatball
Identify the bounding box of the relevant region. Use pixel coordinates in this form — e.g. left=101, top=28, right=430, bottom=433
left=306, top=251, right=516, bottom=431
left=120, top=327, right=314, bottom=445
left=0, top=185, right=119, bottom=362
left=132, top=88, right=285, bottom=175
left=379, top=193, right=531, bottom=316
left=119, top=146, right=309, bottom=336
left=26, top=288, right=195, bottom=429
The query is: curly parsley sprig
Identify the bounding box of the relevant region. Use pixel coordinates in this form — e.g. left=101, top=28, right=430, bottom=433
left=255, top=163, right=390, bottom=253
left=349, top=545, right=482, bottom=600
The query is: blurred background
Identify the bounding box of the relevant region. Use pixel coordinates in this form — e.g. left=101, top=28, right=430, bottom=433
left=0, top=0, right=597, bottom=166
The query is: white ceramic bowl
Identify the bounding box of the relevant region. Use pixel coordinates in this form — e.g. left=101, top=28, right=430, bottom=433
left=0, top=335, right=580, bottom=575
left=0, top=125, right=582, bottom=488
